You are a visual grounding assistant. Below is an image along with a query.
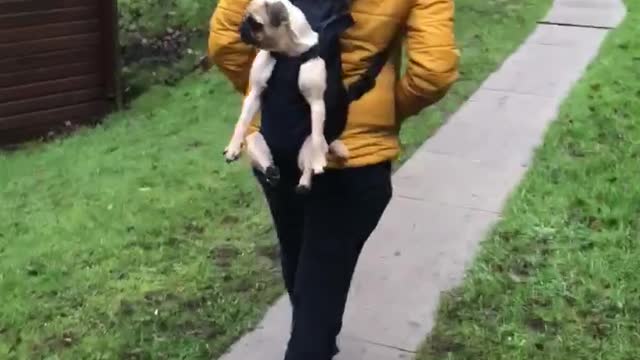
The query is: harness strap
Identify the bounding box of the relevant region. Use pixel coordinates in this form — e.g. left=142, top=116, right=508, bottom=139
left=300, top=45, right=320, bottom=62
left=271, top=44, right=319, bottom=62
left=346, top=47, right=391, bottom=103
left=316, top=11, right=390, bottom=103
left=319, top=12, right=355, bottom=41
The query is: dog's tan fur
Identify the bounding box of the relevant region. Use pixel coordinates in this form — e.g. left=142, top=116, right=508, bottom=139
left=223, top=0, right=348, bottom=192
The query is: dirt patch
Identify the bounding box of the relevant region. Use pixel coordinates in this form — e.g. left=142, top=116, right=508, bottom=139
left=423, top=333, right=465, bottom=356
left=210, top=244, right=241, bottom=268
left=184, top=220, right=205, bottom=236
left=586, top=315, right=609, bottom=339
left=525, top=315, right=559, bottom=335
left=525, top=316, right=546, bottom=332
left=220, top=215, right=240, bottom=225
left=256, top=243, right=280, bottom=263
left=31, top=331, right=76, bottom=355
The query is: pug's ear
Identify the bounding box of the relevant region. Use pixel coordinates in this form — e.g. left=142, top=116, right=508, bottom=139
left=265, top=1, right=289, bottom=27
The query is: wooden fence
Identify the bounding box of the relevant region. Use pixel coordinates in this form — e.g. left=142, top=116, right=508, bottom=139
left=0, top=0, right=120, bottom=146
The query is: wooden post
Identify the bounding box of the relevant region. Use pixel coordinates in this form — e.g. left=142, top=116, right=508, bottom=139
left=100, top=0, right=123, bottom=110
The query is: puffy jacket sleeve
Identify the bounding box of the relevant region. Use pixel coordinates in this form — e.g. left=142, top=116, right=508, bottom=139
left=207, top=0, right=255, bottom=94
left=396, top=0, right=460, bottom=121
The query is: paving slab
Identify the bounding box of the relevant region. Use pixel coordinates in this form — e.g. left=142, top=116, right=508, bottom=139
left=340, top=197, right=499, bottom=350
left=217, top=295, right=414, bottom=360
left=218, top=297, right=291, bottom=360
left=480, top=27, right=607, bottom=98
left=392, top=151, right=526, bottom=213
left=420, top=89, right=559, bottom=166
left=543, top=0, right=626, bottom=28
left=216, top=0, right=626, bottom=359
left=334, top=337, right=413, bottom=360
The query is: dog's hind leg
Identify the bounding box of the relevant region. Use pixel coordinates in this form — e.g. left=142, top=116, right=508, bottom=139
left=224, top=50, right=276, bottom=162
left=296, top=167, right=313, bottom=194
left=295, top=136, right=314, bottom=194
left=299, top=58, right=328, bottom=174
left=246, top=132, right=280, bottom=185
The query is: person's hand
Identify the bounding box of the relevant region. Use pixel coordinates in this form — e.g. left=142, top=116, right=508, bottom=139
left=192, top=54, right=211, bottom=73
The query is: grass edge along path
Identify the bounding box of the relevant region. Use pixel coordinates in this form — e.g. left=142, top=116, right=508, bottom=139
left=418, top=2, right=640, bottom=360
left=0, top=0, right=551, bottom=359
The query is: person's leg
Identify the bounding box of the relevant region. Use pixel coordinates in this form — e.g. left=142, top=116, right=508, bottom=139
left=254, top=156, right=339, bottom=356
left=284, top=162, right=393, bottom=360
left=253, top=166, right=304, bottom=303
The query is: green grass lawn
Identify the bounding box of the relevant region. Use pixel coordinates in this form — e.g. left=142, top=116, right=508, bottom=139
left=0, top=0, right=550, bottom=358
left=418, top=2, right=640, bottom=360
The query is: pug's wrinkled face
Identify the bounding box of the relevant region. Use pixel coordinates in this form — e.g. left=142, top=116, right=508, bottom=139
left=240, top=0, right=292, bottom=52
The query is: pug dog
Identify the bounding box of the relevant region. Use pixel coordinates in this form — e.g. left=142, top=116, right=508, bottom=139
left=222, top=0, right=348, bottom=193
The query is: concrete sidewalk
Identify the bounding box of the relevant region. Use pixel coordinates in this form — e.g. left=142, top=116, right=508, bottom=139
left=218, top=0, right=626, bottom=359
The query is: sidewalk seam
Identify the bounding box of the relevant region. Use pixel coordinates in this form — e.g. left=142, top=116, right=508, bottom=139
left=395, top=194, right=503, bottom=216
left=537, top=20, right=615, bottom=30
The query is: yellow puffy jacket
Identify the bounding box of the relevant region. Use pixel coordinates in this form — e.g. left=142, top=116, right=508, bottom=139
left=207, top=0, right=460, bottom=167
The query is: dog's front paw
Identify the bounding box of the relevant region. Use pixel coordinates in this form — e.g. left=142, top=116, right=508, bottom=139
left=309, top=152, right=327, bottom=174
left=223, top=142, right=243, bottom=163
left=265, top=165, right=281, bottom=186
left=295, top=184, right=311, bottom=195
left=310, top=136, right=329, bottom=174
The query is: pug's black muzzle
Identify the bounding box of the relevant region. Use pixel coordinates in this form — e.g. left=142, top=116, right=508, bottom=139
left=239, top=16, right=259, bottom=46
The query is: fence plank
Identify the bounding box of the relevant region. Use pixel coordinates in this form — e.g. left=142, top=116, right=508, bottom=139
left=0, top=61, right=99, bottom=88
left=0, top=75, right=102, bottom=103
left=0, top=101, right=108, bottom=131
left=0, top=33, right=100, bottom=58
left=0, top=7, right=99, bottom=29
left=0, top=20, right=100, bottom=44
left=0, top=47, right=96, bottom=74
left=0, top=0, right=95, bottom=14
left=0, top=88, right=103, bottom=117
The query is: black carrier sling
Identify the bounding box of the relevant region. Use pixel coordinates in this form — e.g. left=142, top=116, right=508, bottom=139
left=246, top=0, right=390, bottom=163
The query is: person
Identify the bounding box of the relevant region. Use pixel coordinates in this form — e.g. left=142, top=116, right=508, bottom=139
left=204, top=0, right=459, bottom=358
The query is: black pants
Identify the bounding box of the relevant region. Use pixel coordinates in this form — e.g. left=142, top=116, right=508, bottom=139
left=254, top=159, right=392, bottom=360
